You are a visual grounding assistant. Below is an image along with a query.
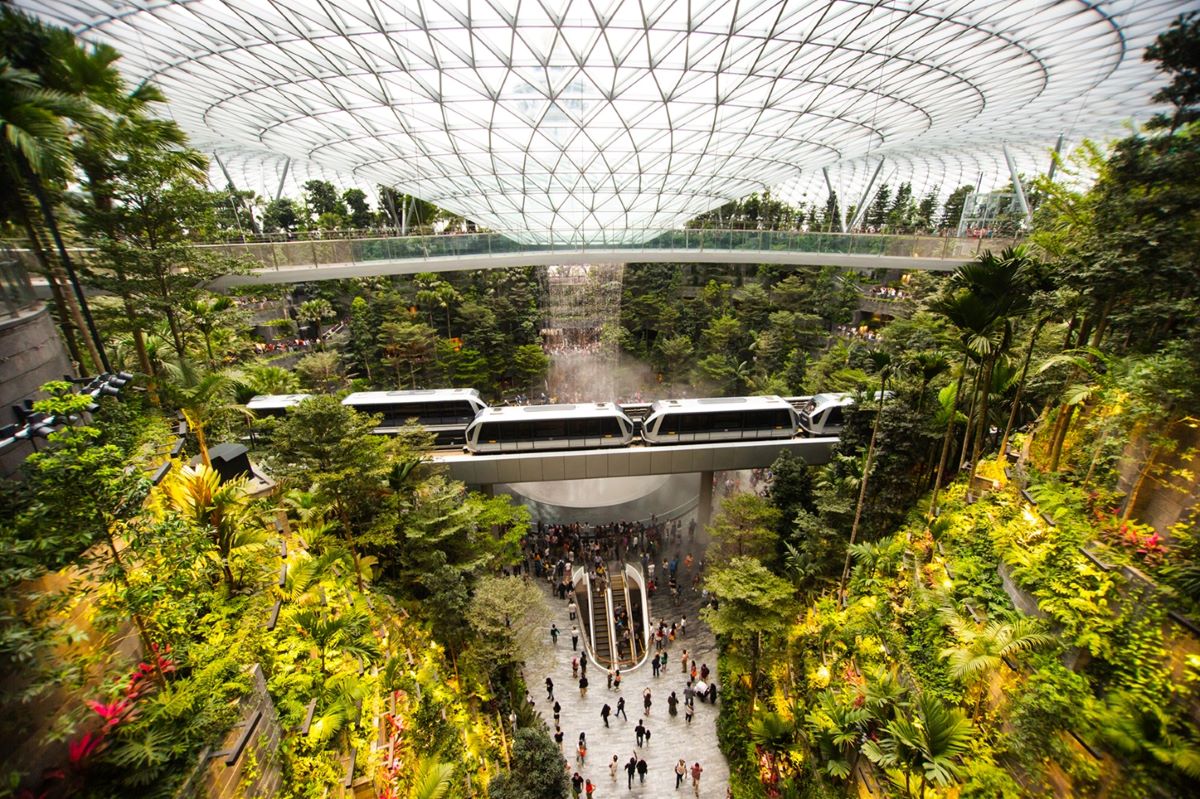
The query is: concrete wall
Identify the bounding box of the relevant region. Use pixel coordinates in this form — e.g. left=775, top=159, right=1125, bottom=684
left=174, top=664, right=283, bottom=799
left=0, top=303, right=73, bottom=478
left=1116, top=424, right=1200, bottom=534
left=0, top=303, right=73, bottom=424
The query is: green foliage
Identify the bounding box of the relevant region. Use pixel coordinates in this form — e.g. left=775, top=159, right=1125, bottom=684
left=487, top=727, right=571, bottom=799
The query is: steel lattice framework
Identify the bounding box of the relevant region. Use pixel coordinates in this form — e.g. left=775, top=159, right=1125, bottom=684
left=17, top=0, right=1198, bottom=241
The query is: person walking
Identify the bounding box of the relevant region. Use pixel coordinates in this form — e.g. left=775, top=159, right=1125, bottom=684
left=585, top=778, right=595, bottom=798
left=637, top=757, right=648, bottom=784
left=601, top=703, right=611, bottom=727
left=572, top=657, right=580, bottom=678
left=616, top=696, right=628, bottom=720
left=660, top=651, right=668, bottom=672
left=675, top=759, right=687, bottom=790
left=546, top=677, right=554, bottom=700
left=551, top=623, right=560, bottom=645
left=642, top=687, right=652, bottom=715
left=680, top=615, right=687, bottom=637
left=577, top=738, right=587, bottom=765
left=609, top=754, right=619, bottom=782
left=613, top=669, right=622, bottom=691
left=571, top=625, right=580, bottom=650
left=684, top=703, right=694, bottom=725
left=625, top=756, right=637, bottom=789
left=579, top=674, right=589, bottom=697
left=580, top=657, right=588, bottom=676
left=571, top=772, right=584, bottom=797
left=681, top=649, right=689, bottom=674
left=635, top=720, right=645, bottom=746
left=568, top=598, right=577, bottom=620
left=554, top=726, right=564, bottom=751
left=607, top=667, right=615, bottom=690
left=651, top=655, right=660, bottom=677
left=690, top=762, right=703, bottom=796
left=668, top=691, right=679, bottom=716
left=553, top=700, right=562, bottom=726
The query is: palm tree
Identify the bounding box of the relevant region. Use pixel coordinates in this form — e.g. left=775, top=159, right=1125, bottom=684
left=0, top=55, right=107, bottom=372
left=908, top=351, right=949, bottom=414
left=405, top=758, right=455, bottom=799
left=838, top=351, right=893, bottom=605
left=805, top=692, right=868, bottom=781
left=939, top=609, right=1051, bottom=721
left=183, top=296, right=236, bottom=365
left=862, top=692, right=973, bottom=798
left=159, top=464, right=267, bottom=589
left=297, top=298, right=335, bottom=338
left=287, top=606, right=380, bottom=677
left=750, top=711, right=801, bottom=785
left=161, top=357, right=243, bottom=467
left=240, top=364, right=299, bottom=398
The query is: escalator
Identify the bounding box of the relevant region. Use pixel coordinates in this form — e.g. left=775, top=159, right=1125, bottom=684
left=610, top=573, right=632, bottom=665
left=590, top=579, right=612, bottom=665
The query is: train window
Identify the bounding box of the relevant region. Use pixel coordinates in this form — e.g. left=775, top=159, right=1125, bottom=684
left=534, top=419, right=566, bottom=439
left=600, top=417, right=622, bottom=437
left=658, top=415, right=679, bottom=435
left=710, top=411, right=741, bottom=430
left=478, top=422, right=499, bottom=442
left=825, top=406, right=844, bottom=427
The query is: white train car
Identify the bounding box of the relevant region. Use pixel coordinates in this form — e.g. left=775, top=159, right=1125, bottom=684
left=465, top=403, right=634, bottom=453
left=798, top=392, right=891, bottom=436
left=245, top=393, right=311, bottom=418
left=342, top=388, right=487, bottom=444
left=641, top=395, right=799, bottom=444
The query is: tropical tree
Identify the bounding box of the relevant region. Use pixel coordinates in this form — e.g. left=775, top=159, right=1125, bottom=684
left=838, top=351, right=893, bottom=603
left=158, top=464, right=267, bottom=589
left=297, top=298, right=335, bottom=338
left=182, top=296, right=238, bottom=364
left=805, top=692, right=868, bottom=780
left=0, top=43, right=106, bottom=372
left=161, top=359, right=243, bottom=468
left=940, top=609, right=1051, bottom=721
left=703, top=557, right=793, bottom=711
left=862, top=692, right=973, bottom=798
left=286, top=606, right=380, bottom=677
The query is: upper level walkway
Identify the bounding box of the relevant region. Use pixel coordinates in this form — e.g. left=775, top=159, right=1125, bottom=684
left=191, top=229, right=1017, bottom=287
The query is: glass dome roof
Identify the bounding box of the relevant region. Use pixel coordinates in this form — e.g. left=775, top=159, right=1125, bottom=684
left=17, top=0, right=1197, bottom=240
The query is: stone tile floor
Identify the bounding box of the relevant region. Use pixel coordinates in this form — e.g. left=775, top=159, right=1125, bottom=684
left=525, top=527, right=731, bottom=798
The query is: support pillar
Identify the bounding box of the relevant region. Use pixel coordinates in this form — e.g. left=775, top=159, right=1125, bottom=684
left=698, top=470, right=714, bottom=530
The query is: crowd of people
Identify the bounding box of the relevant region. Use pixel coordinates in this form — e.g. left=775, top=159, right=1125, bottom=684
left=252, top=338, right=321, bottom=355
left=863, top=284, right=910, bottom=300
left=542, top=593, right=716, bottom=797
left=833, top=324, right=884, bottom=342
left=518, top=516, right=699, bottom=584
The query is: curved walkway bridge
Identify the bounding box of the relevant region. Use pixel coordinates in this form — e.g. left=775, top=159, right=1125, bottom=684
left=203, top=229, right=1018, bottom=287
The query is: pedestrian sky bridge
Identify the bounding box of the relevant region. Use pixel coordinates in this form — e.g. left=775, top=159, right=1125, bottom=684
left=201, top=229, right=1018, bottom=288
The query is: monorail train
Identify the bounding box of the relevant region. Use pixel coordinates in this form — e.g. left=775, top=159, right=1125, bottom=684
left=464, top=403, right=635, bottom=453
left=641, top=396, right=799, bottom=444
left=246, top=393, right=311, bottom=418
left=798, top=392, right=890, bottom=437
left=342, top=388, right=488, bottom=444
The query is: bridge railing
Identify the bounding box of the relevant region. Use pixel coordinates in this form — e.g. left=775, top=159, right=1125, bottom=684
left=189, top=229, right=1019, bottom=272
left=10, top=229, right=1021, bottom=277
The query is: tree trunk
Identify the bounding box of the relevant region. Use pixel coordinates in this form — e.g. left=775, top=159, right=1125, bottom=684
left=839, top=382, right=886, bottom=604
left=16, top=206, right=85, bottom=368
left=958, top=363, right=981, bottom=470
left=1083, top=428, right=1111, bottom=487
left=1122, top=441, right=1165, bottom=524
left=929, top=351, right=971, bottom=519
left=968, top=354, right=996, bottom=484
left=1048, top=404, right=1075, bottom=472
left=16, top=153, right=109, bottom=372
left=1000, top=318, right=1048, bottom=460
left=334, top=495, right=365, bottom=593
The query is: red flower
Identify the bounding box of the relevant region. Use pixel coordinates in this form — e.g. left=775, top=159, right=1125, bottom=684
left=86, top=699, right=134, bottom=728
left=68, top=732, right=104, bottom=767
